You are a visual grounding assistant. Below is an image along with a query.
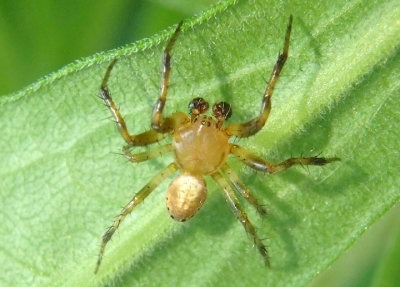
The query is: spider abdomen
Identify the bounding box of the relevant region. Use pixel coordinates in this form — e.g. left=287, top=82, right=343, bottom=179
left=172, top=116, right=230, bottom=175
left=166, top=172, right=207, bottom=221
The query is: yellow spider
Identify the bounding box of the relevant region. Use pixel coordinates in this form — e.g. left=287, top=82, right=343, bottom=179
left=95, top=15, right=338, bottom=273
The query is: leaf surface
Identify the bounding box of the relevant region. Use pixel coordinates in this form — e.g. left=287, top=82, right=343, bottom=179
left=1, top=0, right=399, bottom=286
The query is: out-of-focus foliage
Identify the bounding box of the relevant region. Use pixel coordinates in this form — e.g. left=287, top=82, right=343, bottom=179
left=0, top=0, right=217, bottom=95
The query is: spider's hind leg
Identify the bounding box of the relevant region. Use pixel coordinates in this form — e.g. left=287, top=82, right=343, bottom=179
left=221, top=163, right=267, bottom=215
left=211, top=172, right=270, bottom=266
left=95, top=162, right=179, bottom=273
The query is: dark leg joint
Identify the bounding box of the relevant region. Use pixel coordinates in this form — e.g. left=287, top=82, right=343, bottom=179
left=102, top=228, right=114, bottom=243
left=258, top=245, right=270, bottom=267
left=101, top=59, right=118, bottom=89
left=310, top=156, right=341, bottom=166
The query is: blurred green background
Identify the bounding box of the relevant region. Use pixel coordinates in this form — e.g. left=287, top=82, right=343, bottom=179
left=0, top=0, right=398, bottom=286
left=0, top=0, right=217, bottom=95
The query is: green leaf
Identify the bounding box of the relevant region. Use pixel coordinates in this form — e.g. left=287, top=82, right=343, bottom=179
left=369, top=206, right=400, bottom=287
left=1, top=0, right=399, bottom=286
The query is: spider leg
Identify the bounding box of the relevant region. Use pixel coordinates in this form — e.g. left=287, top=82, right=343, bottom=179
left=123, top=144, right=171, bottom=163
left=221, top=163, right=266, bottom=215
left=230, top=144, right=340, bottom=173
left=100, top=60, right=167, bottom=146
left=211, top=172, right=270, bottom=266
left=151, top=22, right=189, bottom=133
left=226, top=15, right=293, bottom=137
left=95, top=162, right=179, bottom=273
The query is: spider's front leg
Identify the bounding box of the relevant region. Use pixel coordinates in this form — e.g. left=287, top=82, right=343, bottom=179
left=212, top=172, right=270, bottom=266
left=151, top=21, right=188, bottom=133
left=226, top=15, right=293, bottom=137
left=95, top=162, right=179, bottom=273
left=100, top=60, right=166, bottom=146
left=230, top=144, right=340, bottom=173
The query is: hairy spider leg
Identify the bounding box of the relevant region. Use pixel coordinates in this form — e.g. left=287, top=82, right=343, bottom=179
left=95, top=162, right=179, bottom=273
left=151, top=21, right=189, bottom=133
left=211, top=172, right=270, bottom=266
left=227, top=15, right=293, bottom=137
left=123, top=144, right=171, bottom=163
left=221, top=163, right=266, bottom=215
left=230, top=144, right=340, bottom=173
left=100, top=60, right=166, bottom=146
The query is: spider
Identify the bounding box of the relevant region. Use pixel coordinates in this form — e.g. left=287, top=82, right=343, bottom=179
left=94, top=15, right=339, bottom=273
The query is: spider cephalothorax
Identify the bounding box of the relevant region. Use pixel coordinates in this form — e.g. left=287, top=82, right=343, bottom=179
left=95, top=16, right=339, bottom=273
left=172, top=100, right=231, bottom=176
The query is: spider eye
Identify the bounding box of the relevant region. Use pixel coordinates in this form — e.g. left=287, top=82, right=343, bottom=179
left=188, top=97, right=209, bottom=115
left=212, top=102, right=232, bottom=120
